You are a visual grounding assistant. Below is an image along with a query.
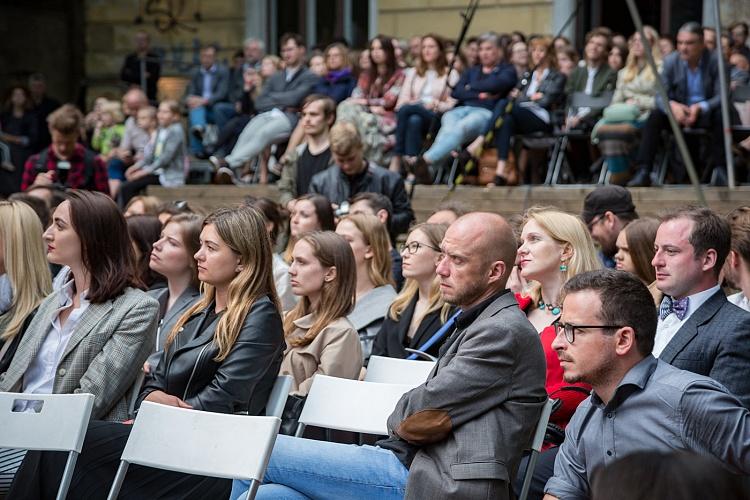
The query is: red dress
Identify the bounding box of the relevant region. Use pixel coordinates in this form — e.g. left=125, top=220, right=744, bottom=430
left=515, top=294, right=591, bottom=432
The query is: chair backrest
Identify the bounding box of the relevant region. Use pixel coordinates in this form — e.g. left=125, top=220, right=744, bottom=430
left=121, top=401, right=280, bottom=480
left=265, top=375, right=293, bottom=418
left=298, top=375, right=413, bottom=435
left=570, top=91, right=614, bottom=111
left=364, top=356, right=436, bottom=388
left=0, top=392, right=94, bottom=453
left=530, top=398, right=556, bottom=453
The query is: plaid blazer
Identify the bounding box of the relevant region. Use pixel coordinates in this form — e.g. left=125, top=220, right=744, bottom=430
left=0, top=287, right=158, bottom=421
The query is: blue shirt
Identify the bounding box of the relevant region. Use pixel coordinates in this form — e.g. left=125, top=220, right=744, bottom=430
left=545, top=355, right=750, bottom=499
left=200, top=65, right=217, bottom=100
left=683, top=60, right=709, bottom=112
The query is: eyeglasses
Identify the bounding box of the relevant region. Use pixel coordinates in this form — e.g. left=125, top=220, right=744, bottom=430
left=586, top=214, right=604, bottom=231
left=553, top=320, right=622, bottom=344
left=400, top=241, right=440, bottom=255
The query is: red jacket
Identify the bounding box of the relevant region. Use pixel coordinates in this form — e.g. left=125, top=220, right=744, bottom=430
left=22, top=143, right=109, bottom=194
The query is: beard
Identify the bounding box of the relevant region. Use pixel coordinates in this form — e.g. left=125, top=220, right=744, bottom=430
left=446, top=277, right=490, bottom=308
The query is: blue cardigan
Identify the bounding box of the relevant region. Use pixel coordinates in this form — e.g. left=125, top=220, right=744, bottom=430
left=451, top=62, right=517, bottom=110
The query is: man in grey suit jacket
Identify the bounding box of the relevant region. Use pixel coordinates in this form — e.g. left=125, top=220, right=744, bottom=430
left=652, top=206, right=750, bottom=408
left=232, top=212, right=547, bottom=500
left=185, top=44, right=231, bottom=156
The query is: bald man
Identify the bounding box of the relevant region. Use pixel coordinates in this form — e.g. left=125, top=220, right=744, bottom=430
left=231, top=212, right=547, bottom=500
left=109, top=89, right=150, bottom=197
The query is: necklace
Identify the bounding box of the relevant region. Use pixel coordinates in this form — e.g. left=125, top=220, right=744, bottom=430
left=538, top=300, right=561, bottom=316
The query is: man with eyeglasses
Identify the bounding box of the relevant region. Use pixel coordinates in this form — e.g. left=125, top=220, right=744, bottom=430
left=543, top=269, right=750, bottom=500
left=581, top=185, right=638, bottom=269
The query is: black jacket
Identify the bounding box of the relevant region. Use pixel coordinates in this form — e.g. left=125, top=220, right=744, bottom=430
left=309, top=162, right=415, bottom=235
left=138, top=296, right=285, bottom=415
left=517, top=68, right=567, bottom=111
left=371, top=296, right=451, bottom=359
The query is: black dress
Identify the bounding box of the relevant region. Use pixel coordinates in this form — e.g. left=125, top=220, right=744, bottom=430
left=10, top=297, right=285, bottom=499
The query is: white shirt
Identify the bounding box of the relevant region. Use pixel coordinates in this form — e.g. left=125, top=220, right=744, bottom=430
left=728, top=292, right=750, bottom=312
left=584, top=65, right=598, bottom=95
left=17, top=280, right=90, bottom=411
left=652, top=284, right=721, bottom=357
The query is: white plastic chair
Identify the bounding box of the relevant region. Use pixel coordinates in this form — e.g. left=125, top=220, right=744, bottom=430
left=0, top=392, right=94, bottom=500
left=518, top=398, right=557, bottom=500
left=265, top=375, right=293, bottom=418
left=106, top=401, right=280, bottom=500
left=294, top=375, right=413, bottom=437
left=364, top=356, right=436, bottom=388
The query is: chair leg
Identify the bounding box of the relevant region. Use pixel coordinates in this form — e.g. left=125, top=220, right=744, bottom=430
left=294, top=423, right=306, bottom=438
left=551, top=136, right=569, bottom=185
left=518, top=449, right=540, bottom=500
left=544, top=138, right=562, bottom=185
left=106, top=461, right=130, bottom=500
left=446, top=156, right=460, bottom=186
left=597, top=158, right=608, bottom=184
left=56, top=451, right=79, bottom=500
left=245, top=478, right=260, bottom=500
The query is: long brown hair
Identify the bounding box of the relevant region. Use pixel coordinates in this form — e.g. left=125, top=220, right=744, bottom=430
left=166, top=207, right=280, bottom=362
left=283, top=231, right=356, bottom=347
left=415, top=34, right=449, bottom=77
left=623, top=218, right=659, bottom=285
left=166, top=213, right=204, bottom=288
left=343, top=213, right=394, bottom=288
left=67, top=190, right=140, bottom=302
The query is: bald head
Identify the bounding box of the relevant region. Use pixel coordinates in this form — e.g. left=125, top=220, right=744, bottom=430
left=123, top=88, right=148, bottom=115
left=437, top=212, right=517, bottom=308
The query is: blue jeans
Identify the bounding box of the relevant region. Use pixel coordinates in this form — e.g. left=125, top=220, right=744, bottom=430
left=393, top=104, right=437, bottom=156
left=229, top=435, right=408, bottom=500
left=188, top=103, right=235, bottom=154
left=422, top=106, right=492, bottom=164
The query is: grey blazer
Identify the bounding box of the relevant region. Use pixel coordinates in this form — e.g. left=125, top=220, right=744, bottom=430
left=185, top=64, right=230, bottom=105
left=145, top=286, right=201, bottom=370
left=657, top=49, right=723, bottom=113
left=141, top=123, right=187, bottom=187
left=0, top=287, right=158, bottom=421
left=659, top=289, right=750, bottom=409
left=387, top=292, right=547, bottom=500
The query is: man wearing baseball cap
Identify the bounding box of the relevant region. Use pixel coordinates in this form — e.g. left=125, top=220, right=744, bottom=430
left=581, top=185, right=639, bottom=268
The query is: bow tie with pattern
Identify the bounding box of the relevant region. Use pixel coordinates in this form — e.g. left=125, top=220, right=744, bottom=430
left=659, top=296, right=689, bottom=321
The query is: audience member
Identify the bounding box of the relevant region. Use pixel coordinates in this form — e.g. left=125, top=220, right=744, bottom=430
left=27, top=73, right=60, bottom=150
left=309, top=121, right=414, bottom=235
left=509, top=40, right=530, bottom=78
left=144, top=212, right=203, bottom=373
left=607, top=43, right=628, bottom=72
left=312, top=43, right=357, bottom=103
left=372, top=223, right=453, bottom=359
left=120, top=99, right=187, bottom=206
left=463, top=36, right=480, bottom=66
left=244, top=196, right=297, bottom=311
left=513, top=207, right=600, bottom=498
left=659, top=34, right=675, bottom=56
left=24, top=184, right=67, bottom=215
left=126, top=214, right=166, bottom=290
left=211, top=33, right=320, bottom=183
left=425, top=201, right=468, bottom=225
left=120, top=31, right=161, bottom=102
left=555, top=46, right=578, bottom=77
left=284, top=193, right=336, bottom=263
left=581, top=185, right=639, bottom=268
left=703, top=26, right=717, bottom=51
left=308, top=52, right=327, bottom=77
left=155, top=199, right=195, bottom=225
left=390, top=34, right=458, bottom=180
left=614, top=217, right=659, bottom=287
left=0, top=191, right=158, bottom=488
left=282, top=231, right=361, bottom=396
left=724, top=206, right=750, bottom=311
left=629, top=22, right=730, bottom=186
left=185, top=44, right=231, bottom=157
left=0, top=201, right=52, bottom=373
left=10, top=206, right=286, bottom=498
left=90, top=100, right=125, bottom=162
left=123, top=194, right=161, bottom=217
left=336, top=214, right=396, bottom=362
left=564, top=28, right=617, bottom=130
left=543, top=269, right=750, bottom=499
left=730, top=21, right=750, bottom=60
left=21, top=104, right=109, bottom=194
left=0, top=86, right=38, bottom=195
left=6, top=192, right=50, bottom=229
left=337, top=35, right=405, bottom=166
left=243, top=37, right=266, bottom=70
left=417, top=32, right=517, bottom=176
left=278, top=95, right=336, bottom=208
left=108, top=88, right=150, bottom=197
left=652, top=206, right=750, bottom=408
left=349, top=191, right=404, bottom=289
left=232, top=212, right=547, bottom=500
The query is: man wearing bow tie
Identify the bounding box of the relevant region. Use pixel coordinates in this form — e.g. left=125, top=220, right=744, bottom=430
left=652, top=206, right=750, bottom=408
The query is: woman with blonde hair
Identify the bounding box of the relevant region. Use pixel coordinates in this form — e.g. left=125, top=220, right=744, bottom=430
left=12, top=205, right=286, bottom=497
left=0, top=201, right=52, bottom=373
left=281, top=231, right=361, bottom=396
left=372, top=223, right=454, bottom=359
left=336, top=213, right=396, bottom=362
left=516, top=207, right=600, bottom=431
left=611, top=25, right=662, bottom=122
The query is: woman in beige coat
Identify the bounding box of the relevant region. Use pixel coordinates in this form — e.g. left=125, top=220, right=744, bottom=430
left=281, top=231, right=362, bottom=396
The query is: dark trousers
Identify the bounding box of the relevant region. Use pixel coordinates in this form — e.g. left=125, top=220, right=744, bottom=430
left=494, top=104, right=550, bottom=160
left=118, top=173, right=160, bottom=208
left=9, top=420, right=230, bottom=499
left=513, top=446, right=559, bottom=500
left=393, top=104, right=438, bottom=156
left=635, top=106, right=725, bottom=182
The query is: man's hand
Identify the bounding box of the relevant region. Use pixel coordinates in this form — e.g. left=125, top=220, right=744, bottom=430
left=116, top=148, right=133, bottom=161
left=186, top=96, right=207, bottom=109
left=32, top=171, right=55, bottom=186
left=125, top=166, right=148, bottom=181
left=686, top=103, right=702, bottom=127
left=144, top=390, right=193, bottom=409
left=669, top=100, right=689, bottom=125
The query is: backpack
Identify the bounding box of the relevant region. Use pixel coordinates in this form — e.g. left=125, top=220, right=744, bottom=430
left=35, top=147, right=98, bottom=189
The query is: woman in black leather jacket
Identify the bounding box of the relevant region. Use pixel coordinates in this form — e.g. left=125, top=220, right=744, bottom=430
left=10, top=206, right=286, bottom=499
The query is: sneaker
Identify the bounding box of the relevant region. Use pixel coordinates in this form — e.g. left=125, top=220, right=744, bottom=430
left=627, top=168, right=652, bottom=187
left=214, top=166, right=236, bottom=185
left=190, top=125, right=205, bottom=141
left=209, top=155, right=228, bottom=171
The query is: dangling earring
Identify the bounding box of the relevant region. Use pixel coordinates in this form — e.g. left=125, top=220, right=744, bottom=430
left=559, top=261, right=568, bottom=272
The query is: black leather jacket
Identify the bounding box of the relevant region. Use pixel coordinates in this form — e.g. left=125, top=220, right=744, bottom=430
left=138, top=295, right=285, bottom=415
left=309, top=162, right=415, bottom=235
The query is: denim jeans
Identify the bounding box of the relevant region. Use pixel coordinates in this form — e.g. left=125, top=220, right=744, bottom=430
left=188, top=106, right=214, bottom=154
left=229, top=435, right=408, bottom=500
left=422, top=105, right=492, bottom=164
left=393, top=104, right=437, bottom=156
